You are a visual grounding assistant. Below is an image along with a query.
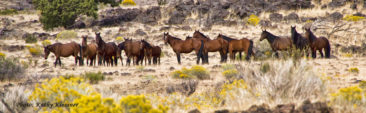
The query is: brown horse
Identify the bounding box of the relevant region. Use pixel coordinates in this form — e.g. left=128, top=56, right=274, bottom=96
left=218, top=34, right=254, bottom=61
left=81, top=35, right=98, bottom=66
left=260, top=30, right=293, bottom=57
left=141, top=40, right=161, bottom=65
left=44, top=42, right=82, bottom=67
left=95, top=32, right=120, bottom=66
left=291, top=26, right=310, bottom=56
left=163, top=32, right=204, bottom=64
left=118, top=38, right=145, bottom=65
left=199, top=34, right=229, bottom=63
left=304, top=28, right=331, bottom=58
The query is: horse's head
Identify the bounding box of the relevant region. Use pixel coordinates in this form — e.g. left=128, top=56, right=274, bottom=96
left=163, top=32, right=169, bottom=44
left=44, top=45, right=51, bottom=59
left=260, top=29, right=268, bottom=41
left=304, top=28, right=311, bottom=39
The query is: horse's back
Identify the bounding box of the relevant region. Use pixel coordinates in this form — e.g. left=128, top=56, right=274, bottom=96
left=273, top=37, right=292, bottom=50
left=57, top=42, right=81, bottom=57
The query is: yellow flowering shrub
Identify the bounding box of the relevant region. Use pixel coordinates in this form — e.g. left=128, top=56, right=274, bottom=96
left=219, top=79, right=248, bottom=97
left=222, top=69, right=239, bottom=80
left=0, top=52, right=5, bottom=59
left=27, top=45, right=42, bottom=56
left=331, top=82, right=366, bottom=105
left=42, top=40, right=52, bottom=46
left=343, top=15, right=365, bottom=22
left=120, top=95, right=168, bottom=113
left=247, top=14, right=260, bottom=26
left=121, top=0, right=136, bottom=6
left=71, top=95, right=121, bottom=113
left=171, top=66, right=209, bottom=80
left=115, top=37, right=125, bottom=42
left=306, top=19, right=313, bottom=23
left=28, top=76, right=96, bottom=111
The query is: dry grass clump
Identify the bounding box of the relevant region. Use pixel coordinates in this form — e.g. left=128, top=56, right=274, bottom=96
left=223, top=59, right=326, bottom=109
left=82, top=71, right=105, bottom=84
left=56, top=30, right=78, bottom=40
left=0, top=86, right=32, bottom=113
left=0, top=57, right=25, bottom=81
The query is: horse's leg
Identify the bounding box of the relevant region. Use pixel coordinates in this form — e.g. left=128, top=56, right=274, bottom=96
left=177, top=53, right=181, bottom=64
left=311, top=48, right=316, bottom=58
left=319, top=49, right=324, bottom=58
left=54, top=58, right=58, bottom=67
left=239, top=52, right=242, bottom=60
left=229, top=50, right=234, bottom=62
left=58, top=57, right=62, bottom=67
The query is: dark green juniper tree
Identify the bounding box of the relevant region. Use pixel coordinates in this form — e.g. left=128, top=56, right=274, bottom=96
left=33, top=0, right=119, bottom=30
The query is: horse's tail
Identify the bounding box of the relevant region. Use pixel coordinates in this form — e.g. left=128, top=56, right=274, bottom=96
left=246, top=40, right=254, bottom=60
left=325, top=39, right=331, bottom=58
left=199, top=40, right=205, bottom=63
left=79, top=44, right=83, bottom=66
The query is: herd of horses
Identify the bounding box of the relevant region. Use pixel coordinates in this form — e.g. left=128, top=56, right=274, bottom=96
left=43, top=26, right=331, bottom=67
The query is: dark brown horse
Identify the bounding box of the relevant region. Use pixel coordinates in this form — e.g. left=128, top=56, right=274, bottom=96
left=95, top=32, right=120, bottom=66
left=44, top=42, right=82, bottom=67
left=81, top=35, right=98, bottom=66
left=219, top=34, right=254, bottom=61
left=260, top=30, right=293, bottom=57
left=291, top=26, right=310, bottom=56
left=304, top=28, right=331, bottom=58
left=163, top=32, right=204, bottom=64
left=141, top=40, right=162, bottom=65
left=118, top=38, right=145, bottom=65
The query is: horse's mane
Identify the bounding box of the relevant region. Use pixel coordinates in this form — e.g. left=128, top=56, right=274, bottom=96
left=264, top=31, right=279, bottom=39
left=167, top=34, right=182, bottom=40
left=185, top=36, right=192, bottom=40
left=307, top=29, right=317, bottom=42
left=220, top=34, right=235, bottom=41
left=195, top=31, right=210, bottom=39
left=142, top=40, right=152, bottom=48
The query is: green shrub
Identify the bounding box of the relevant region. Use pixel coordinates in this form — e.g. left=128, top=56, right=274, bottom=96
left=247, top=14, right=260, bottom=26
left=171, top=66, right=209, bottom=80
left=136, top=66, right=145, bottom=72
left=83, top=72, right=105, bottom=84
left=0, top=58, right=25, bottom=81
left=0, top=9, right=18, bottom=15
left=24, top=34, right=37, bottom=43
left=56, top=30, right=78, bottom=40
left=260, top=62, right=270, bottom=73
left=157, top=0, right=167, bottom=5
left=348, top=67, right=359, bottom=73
left=221, top=64, right=235, bottom=71
left=33, top=0, right=98, bottom=30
